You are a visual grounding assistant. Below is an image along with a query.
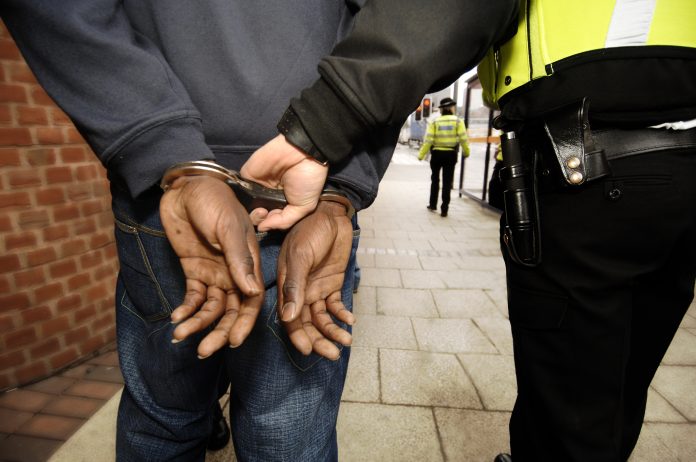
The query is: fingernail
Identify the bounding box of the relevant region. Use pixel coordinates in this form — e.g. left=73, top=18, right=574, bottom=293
left=197, top=354, right=209, bottom=360
left=228, top=343, right=240, bottom=349
left=281, top=302, right=295, bottom=321
left=171, top=338, right=181, bottom=344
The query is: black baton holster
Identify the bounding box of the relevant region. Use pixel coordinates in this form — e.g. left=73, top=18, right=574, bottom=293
left=500, top=131, right=541, bottom=267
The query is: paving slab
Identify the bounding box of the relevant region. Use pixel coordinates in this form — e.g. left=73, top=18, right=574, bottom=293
left=418, top=255, right=461, bottom=271
left=651, top=366, right=696, bottom=420
left=343, top=347, right=380, bottom=403
left=642, top=422, right=696, bottom=460
left=352, top=286, right=377, bottom=315
left=434, top=408, right=511, bottom=462
left=458, top=354, right=517, bottom=411
left=357, top=267, right=402, bottom=288
left=399, top=269, right=448, bottom=289
left=474, top=317, right=514, bottom=356
left=644, top=388, right=686, bottom=423
left=351, top=314, right=418, bottom=350
left=380, top=349, right=481, bottom=408
left=0, top=389, right=53, bottom=413
left=437, top=269, right=500, bottom=290
left=0, top=434, right=63, bottom=462
left=337, top=402, right=443, bottom=462
left=628, top=425, right=680, bottom=461
left=412, top=318, right=497, bottom=354
left=662, top=329, right=696, bottom=365
left=374, top=254, right=422, bottom=269
left=433, top=289, right=502, bottom=319
left=377, top=287, right=438, bottom=317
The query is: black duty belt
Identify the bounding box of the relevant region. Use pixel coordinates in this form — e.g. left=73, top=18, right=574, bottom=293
left=544, top=98, right=696, bottom=185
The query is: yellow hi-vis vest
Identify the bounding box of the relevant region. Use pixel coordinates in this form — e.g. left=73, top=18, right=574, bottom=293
left=418, top=115, right=470, bottom=160
left=478, top=0, right=696, bottom=124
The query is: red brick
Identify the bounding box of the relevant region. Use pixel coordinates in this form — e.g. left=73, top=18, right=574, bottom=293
left=35, top=127, right=64, bottom=144
left=0, top=127, right=32, bottom=145
left=0, top=214, right=13, bottom=232
left=5, top=231, right=37, bottom=250
left=91, top=231, right=114, bottom=248
left=81, top=199, right=104, bottom=216
left=45, top=166, right=73, bottom=184
left=0, top=105, right=12, bottom=123
left=74, top=217, right=97, bottom=236
left=17, top=105, right=49, bottom=125
left=0, top=292, right=30, bottom=312
left=6, top=326, right=38, bottom=348
left=24, top=376, right=76, bottom=395
left=0, top=254, right=21, bottom=273
left=67, top=273, right=91, bottom=291
left=0, top=39, right=22, bottom=60
left=34, top=282, right=63, bottom=304
left=60, top=240, right=88, bottom=259
left=94, top=262, right=118, bottom=281
left=92, top=312, right=114, bottom=331
left=30, top=337, right=62, bottom=360
left=42, top=395, right=102, bottom=419
left=40, top=315, right=70, bottom=337
left=26, top=247, right=58, bottom=266
left=0, top=275, right=11, bottom=293
left=66, top=183, right=92, bottom=201
left=0, top=389, right=52, bottom=413
left=49, top=259, right=78, bottom=279
left=0, top=148, right=22, bottom=167
left=43, top=223, right=69, bottom=241
left=13, top=267, right=46, bottom=288
left=0, top=408, right=34, bottom=434
left=64, top=379, right=121, bottom=400
left=74, top=304, right=97, bottom=323
left=26, top=147, right=56, bottom=166
left=49, top=347, right=79, bottom=370
left=0, top=350, right=25, bottom=370
left=0, top=191, right=31, bottom=208
left=15, top=413, right=83, bottom=441
left=53, top=203, right=80, bottom=222
left=0, top=374, right=11, bottom=390
left=0, top=82, right=28, bottom=102
left=20, top=306, right=52, bottom=325
left=29, top=86, right=54, bottom=105
left=75, top=164, right=98, bottom=181
left=56, top=294, right=82, bottom=313
left=36, top=186, right=66, bottom=205
left=86, top=283, right=109, bottom=302
left=8, top=170, right=41, bottom=187
left=92, top=180, right=111, bottom=197
left=50, top=107, right=72, bottom=125
left=104, top=326, right=116, bottom=343
left=65, top=127, right=84, bottom=143
left=79, top=250, right=101, bottom=269
left=15, top=361, right=49, bottom=385
left=64, top=326, right=90, bottom=346
left=0, top=314, right=14, bottom=333
left=18, top=209, right=50, bottom=229
left=59, top=147, right=87, bottom=163
left=7, top=61, right=38, bottom=83
left=80, top=335, right=107, bottom=356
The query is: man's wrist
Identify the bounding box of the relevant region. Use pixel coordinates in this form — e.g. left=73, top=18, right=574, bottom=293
left=277, top=107, right=329, bottom=166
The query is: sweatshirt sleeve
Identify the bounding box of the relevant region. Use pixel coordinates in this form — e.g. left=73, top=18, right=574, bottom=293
left=290, top=0, right=519, bottom=163
left=1, top=0, right=213, bottom=198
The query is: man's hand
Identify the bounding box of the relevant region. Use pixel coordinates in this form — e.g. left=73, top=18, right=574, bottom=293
left=241, top=134, right=328, bottom=231
left=277, top=200, right=355, bottom=359
left=160, top=175, right=264, bottom=358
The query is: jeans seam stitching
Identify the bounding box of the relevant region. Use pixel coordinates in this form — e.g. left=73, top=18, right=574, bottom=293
left=133, top=230, right=174, bottom=314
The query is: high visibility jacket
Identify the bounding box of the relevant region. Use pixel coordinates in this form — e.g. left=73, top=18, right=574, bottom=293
left=478, top=0, right=696, bottom=126
left=418, top=115, right=470, bottom=160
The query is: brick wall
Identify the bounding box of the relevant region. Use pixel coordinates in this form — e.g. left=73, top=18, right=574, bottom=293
left=0, top=22, right=118, bottom=390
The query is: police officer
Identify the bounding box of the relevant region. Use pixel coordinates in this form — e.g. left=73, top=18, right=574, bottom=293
left=479, top=1, right=696, bottom=460
left=418, top=97, right=470, bottom=217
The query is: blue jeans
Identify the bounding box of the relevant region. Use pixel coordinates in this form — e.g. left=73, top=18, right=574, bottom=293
left=111, top=184, right=359, bottom=461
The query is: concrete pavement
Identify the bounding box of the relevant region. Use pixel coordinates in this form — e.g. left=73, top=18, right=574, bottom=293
left=43, top=145, right=696, bottom=461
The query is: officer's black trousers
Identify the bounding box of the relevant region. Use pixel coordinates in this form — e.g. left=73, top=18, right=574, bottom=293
left=504, top=147, right=696, bottom=462
left=428, top=149, right=457, bottom=213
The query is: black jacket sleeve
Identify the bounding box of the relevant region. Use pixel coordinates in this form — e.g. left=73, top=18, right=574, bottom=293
left=291, top=0, right=519, bottom=163
left=1, top=0, right=213, bottom=198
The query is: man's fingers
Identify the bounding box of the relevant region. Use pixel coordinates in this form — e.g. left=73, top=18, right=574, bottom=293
left=301, top=309, right=341, bottom=360
left=326, top=292, right=355, bottom=325
left=171, top=280, right=207, bottom=323
left=227, top=293, right=263, bottom=348
left=172, top=286, right=227, bottom=341
left=256, top=204, right=315, bottom=232
left=249, top=207, right=269, bottom=226
left=280, top=244, right=314, bottom=323
left=311, top=300, right=352, bottom=347
left=222, top=232, right=262, bottom=297
left=284, top=314, right=312, bottom=356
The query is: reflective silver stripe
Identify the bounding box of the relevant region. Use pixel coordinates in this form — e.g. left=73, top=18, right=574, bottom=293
left=605, top=0, right=657, bottom=48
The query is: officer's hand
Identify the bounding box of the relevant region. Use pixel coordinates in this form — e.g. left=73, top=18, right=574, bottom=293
left=160, top=176, right=264, bottom=358
left=277, top=200, right=355, bottom=359
left=241, top=134, right=328, bottom=232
